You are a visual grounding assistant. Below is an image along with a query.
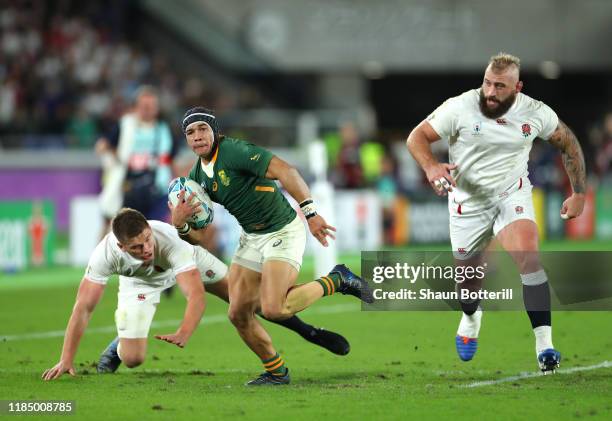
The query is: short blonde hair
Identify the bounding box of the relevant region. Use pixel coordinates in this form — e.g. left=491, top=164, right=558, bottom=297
left=488, top=52, right=521, bottom=73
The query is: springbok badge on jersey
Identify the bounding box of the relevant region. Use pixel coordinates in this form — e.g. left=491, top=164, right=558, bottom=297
left=219, top=170, right=230, bottom=186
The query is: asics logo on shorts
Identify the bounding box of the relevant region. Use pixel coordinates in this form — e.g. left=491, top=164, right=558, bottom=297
left=272, top=239, right=283, bottom=247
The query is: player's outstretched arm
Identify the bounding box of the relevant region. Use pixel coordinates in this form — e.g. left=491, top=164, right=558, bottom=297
left=547, top=119, right=587, bottom=219
left=407, top=120, right=457, bottom=196
left=155, top=269, right=205, bottom=348
left=42, top=279, right=105, bottom=381
left=265, top=156, right=336, bottom=247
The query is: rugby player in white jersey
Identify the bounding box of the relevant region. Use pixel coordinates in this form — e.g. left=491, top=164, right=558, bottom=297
left=42, top=208, right=349, bottom=381
left=407, top=53, right=586, bottom=372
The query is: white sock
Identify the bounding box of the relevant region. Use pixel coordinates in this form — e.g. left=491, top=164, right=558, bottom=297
left=457, top=308, right=482, bottom=338
left=117, top=342, right=124, bottom=361
left=533, top=325, right=553, bottom=355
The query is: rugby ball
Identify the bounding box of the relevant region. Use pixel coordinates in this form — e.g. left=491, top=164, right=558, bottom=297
left=168, top=177, right=214, bottom=229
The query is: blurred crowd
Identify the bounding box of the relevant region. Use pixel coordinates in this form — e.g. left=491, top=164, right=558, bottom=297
left=0, top=0, right=260, bottom=149
left=589, top=111, right=612, bottom=183
left=1, top=2, right=610, bottom=246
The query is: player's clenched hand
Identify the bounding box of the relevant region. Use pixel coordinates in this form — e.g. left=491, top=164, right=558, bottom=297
left=560, top=193, right=585, bottom=220
left=154, top=332, right=189, bottom=348
left=168, top=189, right=200, bottom=228
left=424, top=163, right=457, bottom=196
left=42, top=361, right=76, bottom=381
left=307, top=215, right=336, bottom=247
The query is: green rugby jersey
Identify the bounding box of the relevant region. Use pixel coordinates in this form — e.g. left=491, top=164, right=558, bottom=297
left=188, top=137, right=296, bottom=234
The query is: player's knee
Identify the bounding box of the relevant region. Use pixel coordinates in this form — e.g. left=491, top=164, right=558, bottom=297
left=228, top=307, right=252, bottom=329
left=121, top=354, right=145, bottom=368
left=260, top=302, right=287, bottom=321
left=123, top=358, right=144, bottom=369
left=117, top=339, right=147, bottom=368
left=514, top=251, right=541, bottom=274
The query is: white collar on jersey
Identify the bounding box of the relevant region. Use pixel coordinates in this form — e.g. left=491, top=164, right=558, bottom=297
left=200, top=159, right=214, bottom=178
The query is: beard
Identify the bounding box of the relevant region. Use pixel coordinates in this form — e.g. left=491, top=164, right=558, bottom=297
left=479, top=90, right=516, bottom=119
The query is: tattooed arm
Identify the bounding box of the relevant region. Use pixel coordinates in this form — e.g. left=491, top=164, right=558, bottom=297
left=547, top=119, right=586, bottom=219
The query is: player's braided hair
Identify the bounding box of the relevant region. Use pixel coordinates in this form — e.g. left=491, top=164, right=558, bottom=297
left=489, top=52, right=521, bottom=73
left=112, top=208, right=149, bottom=243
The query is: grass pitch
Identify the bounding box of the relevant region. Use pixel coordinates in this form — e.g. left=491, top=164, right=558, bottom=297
left=1, top=241, right=611, bottom=420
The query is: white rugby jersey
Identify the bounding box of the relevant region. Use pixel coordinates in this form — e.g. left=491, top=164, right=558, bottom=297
left=85, top=220, right=196, bottom=288
left=427, top=89, right=558, bottom=204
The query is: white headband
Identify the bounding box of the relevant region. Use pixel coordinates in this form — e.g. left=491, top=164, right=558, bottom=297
left=182, top=112, right=216, bottom=125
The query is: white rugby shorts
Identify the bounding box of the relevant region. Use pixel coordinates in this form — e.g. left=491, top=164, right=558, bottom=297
left=449, top=177, right=536, bottom=260
left=232, top=214, right=306, bottom=273
left=115, top=248, right=227, bottom=338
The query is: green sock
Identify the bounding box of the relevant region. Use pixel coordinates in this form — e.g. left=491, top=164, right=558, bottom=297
left=315, top=273, right=341, bottom=296
left=262, top=353, right=288, bottom=376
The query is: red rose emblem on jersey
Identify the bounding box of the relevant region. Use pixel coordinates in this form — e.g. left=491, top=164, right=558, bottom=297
left=137, top=293, right=146, bottom=301
left=521, top=123, right=531, bottom=138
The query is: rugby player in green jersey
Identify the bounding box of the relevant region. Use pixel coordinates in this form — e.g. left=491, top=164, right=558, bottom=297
left=171, top=107, right=374, bottom=385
